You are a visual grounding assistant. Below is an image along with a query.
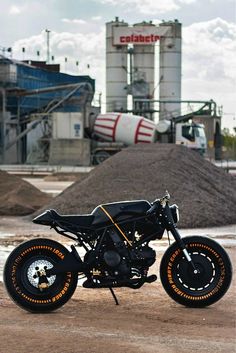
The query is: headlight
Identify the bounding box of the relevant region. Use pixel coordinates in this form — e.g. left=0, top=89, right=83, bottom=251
left=170, top=204, right=179, bottom=224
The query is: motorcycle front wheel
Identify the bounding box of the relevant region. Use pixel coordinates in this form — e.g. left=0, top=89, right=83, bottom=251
left=4, top=238, right=78, bottom=313
left=160, top=236, right=232, bottom=307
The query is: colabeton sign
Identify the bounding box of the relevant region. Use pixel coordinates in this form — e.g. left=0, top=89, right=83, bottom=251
left=113, top=26, right=168, bottom=45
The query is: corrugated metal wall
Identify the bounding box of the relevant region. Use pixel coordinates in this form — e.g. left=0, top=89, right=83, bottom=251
left=0, top=57, right=95, bottom=116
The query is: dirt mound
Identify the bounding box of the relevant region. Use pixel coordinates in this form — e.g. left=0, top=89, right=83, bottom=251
left=43, top=144, right=236, bottom=228
left=0, top=170, right=51, bottom=216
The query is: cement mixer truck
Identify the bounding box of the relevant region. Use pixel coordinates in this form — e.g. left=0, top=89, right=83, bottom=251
left=89, top=112, right=207, bottom=164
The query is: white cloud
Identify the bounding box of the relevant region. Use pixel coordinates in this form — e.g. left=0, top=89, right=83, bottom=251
left=178, top=0, right=196, bottom=4
left=9, top=5, right=21, bottom=15
left=182, top=18, right=236, bottom=129
left=100, top=0, right=180, bottom=14
left=92, top=16, right=102, bottom=21
left=61, top=18, right=87, bottom=25
left=183, top=18, right=236, bottom=82
left=11, top=28, right=106, bottom=95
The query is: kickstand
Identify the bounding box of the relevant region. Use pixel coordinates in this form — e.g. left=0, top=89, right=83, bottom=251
left=109, top=287, right=119, bottom=305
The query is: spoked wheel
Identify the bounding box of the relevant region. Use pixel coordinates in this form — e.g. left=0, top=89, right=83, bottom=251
left=4, top=238, right=78, bottom=313
left=160, top=236, right=232, bottom=307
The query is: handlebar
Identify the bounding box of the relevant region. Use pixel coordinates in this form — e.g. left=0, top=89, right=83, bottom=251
left=146, top=202, right=158, bottom=215
left=146, top=191, right=171, bottom=216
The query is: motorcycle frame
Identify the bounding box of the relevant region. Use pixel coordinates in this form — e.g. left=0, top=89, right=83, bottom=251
left=47, top=213, right=163, bottom=276
left=46, top=200, right=189, bottom=277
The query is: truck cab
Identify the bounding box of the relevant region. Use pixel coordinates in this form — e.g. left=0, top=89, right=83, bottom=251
left=175, top=123, right=207, bottom=155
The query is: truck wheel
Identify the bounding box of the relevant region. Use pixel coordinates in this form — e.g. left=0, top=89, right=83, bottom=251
left=4, top=238, right=78, bottom=313
left=93, top=151, right=111, bottom=165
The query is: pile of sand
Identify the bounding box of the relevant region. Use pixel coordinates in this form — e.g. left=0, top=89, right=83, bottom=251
left=43, top=144, right=236, bottom=228
left=0, top=170, right=51, bottom=216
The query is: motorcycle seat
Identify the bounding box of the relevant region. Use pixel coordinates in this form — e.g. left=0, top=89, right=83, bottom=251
left=33, top=209, right=94, bottom=229
left=49, top=209, right=95, bottom=228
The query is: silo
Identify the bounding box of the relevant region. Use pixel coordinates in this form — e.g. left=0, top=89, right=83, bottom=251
left=106, top=18, right=128, bottom=112
left=133, top=22, right=155, bottom=99
left=159, top=20, right=182, bottom=120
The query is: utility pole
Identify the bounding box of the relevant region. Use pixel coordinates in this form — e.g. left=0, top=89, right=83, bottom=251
left=45, top=29, right=51, bottom=64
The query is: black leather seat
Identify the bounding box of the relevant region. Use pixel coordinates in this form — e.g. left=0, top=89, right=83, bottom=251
left=49, top=209, right=94, bottom=228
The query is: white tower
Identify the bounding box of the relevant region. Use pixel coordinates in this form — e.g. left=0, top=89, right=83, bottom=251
left=133, top=22, right=155, bottom=99
left=159, top=20, right=182, bottom=120
left=106, top=18, right=128, bottom=112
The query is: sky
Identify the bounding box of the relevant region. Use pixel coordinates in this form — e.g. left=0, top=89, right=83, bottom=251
left=0, top=0, right=236, bottom=131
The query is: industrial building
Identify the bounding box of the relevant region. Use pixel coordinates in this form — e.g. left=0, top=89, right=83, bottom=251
left=0, top=18, right=222, bottom=166
left=106, top=18, right=182, bottom=118
left=0, top=56, right=96, bottom=165
left=105, top=18, right=221, bottom=159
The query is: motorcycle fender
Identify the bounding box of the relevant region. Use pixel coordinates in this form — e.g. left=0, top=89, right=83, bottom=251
left=46, top=248, right=87, bottom=276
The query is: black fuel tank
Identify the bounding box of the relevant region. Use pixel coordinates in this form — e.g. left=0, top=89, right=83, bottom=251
left=92, top=200, right=151, bottom=226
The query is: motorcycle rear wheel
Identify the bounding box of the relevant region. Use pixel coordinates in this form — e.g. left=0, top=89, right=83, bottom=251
left=4, top=238, right=78, bottom=313
left=160, top=236, right=232, bottom=307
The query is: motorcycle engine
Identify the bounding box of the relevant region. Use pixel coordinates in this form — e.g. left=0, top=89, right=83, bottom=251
left=102, top=249, right=130, bottom=277
left=85, top=227, right=156, bottom=279
left=102, top=243, right=156, bottom=278
left=130, top=245, right=156, bottom=268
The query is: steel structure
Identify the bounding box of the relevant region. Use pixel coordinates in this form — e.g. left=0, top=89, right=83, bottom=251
left=105, top=18, right=182, bottom=120
left=0, top=56, right=95, bottom=163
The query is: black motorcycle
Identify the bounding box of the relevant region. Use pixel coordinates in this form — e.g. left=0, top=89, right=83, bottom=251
left=4, top=192, right=232, bottom=312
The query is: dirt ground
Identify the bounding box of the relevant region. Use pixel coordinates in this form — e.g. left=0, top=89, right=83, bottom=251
left=0, top=244, right=235, bottom=353
left=1, top=165, right=235, bottom=353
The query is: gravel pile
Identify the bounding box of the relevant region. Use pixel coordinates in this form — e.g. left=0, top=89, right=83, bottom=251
left=0, top=170, right=51, bottom=216
left=42, top=144, right=236, bottom=228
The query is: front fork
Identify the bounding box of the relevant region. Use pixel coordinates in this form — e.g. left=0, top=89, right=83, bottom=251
left=163, top=203, right=199, bottom=274
left=170, top=226, right=199, bottom=273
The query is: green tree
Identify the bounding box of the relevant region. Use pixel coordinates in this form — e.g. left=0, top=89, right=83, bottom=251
left=222, top=128, right=236, bottom=159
